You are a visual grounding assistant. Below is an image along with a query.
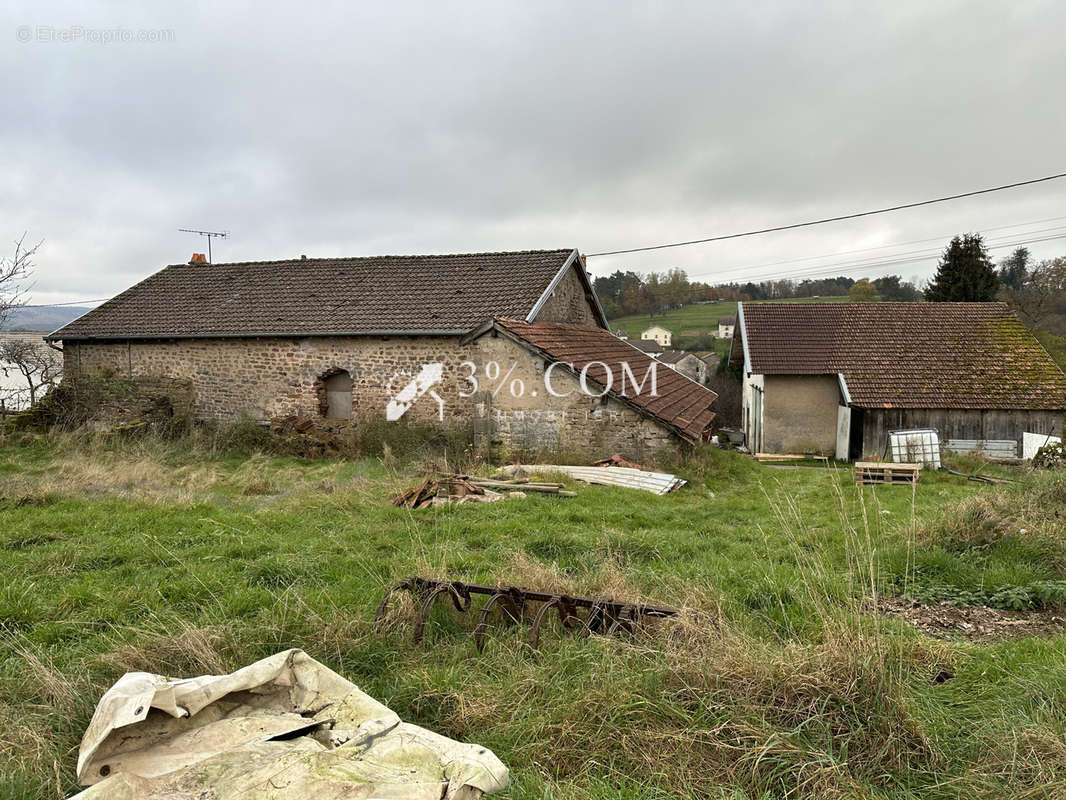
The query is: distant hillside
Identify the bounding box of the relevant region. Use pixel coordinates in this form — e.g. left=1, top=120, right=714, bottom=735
left=2, top=305, right=92, bottom=332
left=609, top=296, right=850, bottom=352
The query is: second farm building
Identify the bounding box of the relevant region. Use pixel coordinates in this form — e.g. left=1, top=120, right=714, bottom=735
left=730, top=301, right=1066, bottom=459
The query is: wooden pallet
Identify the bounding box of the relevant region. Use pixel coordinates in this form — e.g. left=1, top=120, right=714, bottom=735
left=855, top=461, right=921, bottom=485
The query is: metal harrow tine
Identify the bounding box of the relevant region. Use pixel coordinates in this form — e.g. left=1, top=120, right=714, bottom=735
left=528, top=596, right=561, bottom=649
left=374, top=577, right=416, bottom=632
left=558, top=597, right=580, bottom=631
left=413, top=581, right=466, bottom=643
left=474, top=590, right=523, bottom=653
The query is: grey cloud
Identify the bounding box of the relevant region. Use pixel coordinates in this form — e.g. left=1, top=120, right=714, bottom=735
left=2, top=0, right=1064, bottom=305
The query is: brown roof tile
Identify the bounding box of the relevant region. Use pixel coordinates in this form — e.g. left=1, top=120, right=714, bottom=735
left=737, top=302, right=1066, bottom=410
left=493, top=319, right=717, bottom=441
left=50, top=249, right=599, bottom=340
left=655, top=350, right=689, bottom=365
left=627, top=338, right=663, bottom=353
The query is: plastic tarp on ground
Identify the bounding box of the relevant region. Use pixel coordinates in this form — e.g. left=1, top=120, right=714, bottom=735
left=70, top=648, right=508, bottom=800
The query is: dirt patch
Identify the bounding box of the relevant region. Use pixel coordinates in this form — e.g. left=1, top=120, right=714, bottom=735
left=882, top=597, right=1066, bottom=641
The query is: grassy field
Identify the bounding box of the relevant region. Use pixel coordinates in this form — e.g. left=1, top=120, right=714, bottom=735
left=609, top=297, right=850, bottom=351
left=1, top=433, right=1065, bottom=798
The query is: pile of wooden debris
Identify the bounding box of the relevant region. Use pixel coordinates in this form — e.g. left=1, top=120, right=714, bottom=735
left=270, top=415, right=316, bottom=434
left=392, top=474, right=575, bottom=509
left=268, top=415, right=349, bottom=456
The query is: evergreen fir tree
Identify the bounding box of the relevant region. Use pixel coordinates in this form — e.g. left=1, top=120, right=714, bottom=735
left=924, top=234, right=999, bottom=301
left=997, top=247, right=1031, bottom=290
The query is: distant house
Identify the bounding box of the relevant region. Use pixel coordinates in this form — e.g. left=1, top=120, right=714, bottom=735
left=729, top=302, right=1066, bottom=459
left=641, top=325, right=672, bottom=347
left=627, top=338, right=664, bottom=357
left=657, top=350, right=708, bottom=385
left=700, top=352, right=721, bottom=374
left=717, top=317, right=735, bottom=339
left=47, top=248, right=719, bottom=458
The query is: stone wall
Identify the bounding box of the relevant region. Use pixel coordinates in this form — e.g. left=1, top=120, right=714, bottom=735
left=670, top=354, right=707, bottom=385
left=63, top=329, right=683, bottom=460
left=530, top=264, right=600, bottom=327
left=64, top=336, right=477, bottom=424
left=473, top=332, right=680, bottom=460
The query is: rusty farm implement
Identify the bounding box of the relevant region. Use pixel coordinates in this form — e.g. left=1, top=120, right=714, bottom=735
left=376, top=576, right=679, bottom=651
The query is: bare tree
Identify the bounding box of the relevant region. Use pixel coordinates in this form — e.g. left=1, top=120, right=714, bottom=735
left=0, top=233, right=41, bottom=328
left=0, top=337, right=61, bottom=406
left=1003, top=256, right=1066, bottom=328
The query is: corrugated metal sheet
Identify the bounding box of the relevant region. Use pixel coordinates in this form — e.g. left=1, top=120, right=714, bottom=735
left=944, top=439, right=1019, bottom=459
left=505, top=465, right=686, bottom=495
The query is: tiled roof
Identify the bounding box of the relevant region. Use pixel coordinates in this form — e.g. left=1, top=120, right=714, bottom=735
left=493, top=319, right=717, bottom=441
left=718, top=317, right=735, bottom=326
left=656, top=350, right=689, bottom=365
left=628, top=338, right=663, bottom=353
left=738, top=302, right=1066, bottom=410
left=50, top=249, right=599, bottom=340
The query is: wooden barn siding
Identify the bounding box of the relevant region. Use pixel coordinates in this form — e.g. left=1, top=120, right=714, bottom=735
left=860, top=408, right=1064, bottom=458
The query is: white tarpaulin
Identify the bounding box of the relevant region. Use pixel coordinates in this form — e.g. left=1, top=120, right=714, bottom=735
left=70, top=648, right=508, bottom=800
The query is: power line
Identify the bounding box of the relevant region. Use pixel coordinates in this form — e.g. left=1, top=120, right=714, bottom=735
left=707, top=232, right=1066, bottom=284
left=699, top=226, right=1066, bottom=281
left=681, top=215, right=1066, bottom=279
left=20, top=298, right=111, bottom=308
left=703, top=231, right=1066, bottom=285
left=586, top=171, right=1066, bottom=257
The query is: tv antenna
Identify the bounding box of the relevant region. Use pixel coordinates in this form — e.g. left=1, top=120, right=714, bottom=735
left=178, top=228, right=229, bottom=263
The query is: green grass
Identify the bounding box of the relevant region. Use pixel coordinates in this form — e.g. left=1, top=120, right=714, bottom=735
left=1, top=435, right=1064, bottom=798
left=609, top=297, right=850, bottom=349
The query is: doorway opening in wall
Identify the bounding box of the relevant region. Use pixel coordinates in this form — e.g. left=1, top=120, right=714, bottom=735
left=321, top=369, right=353, bottom=420
left=848, top=407, right=865, bottom=460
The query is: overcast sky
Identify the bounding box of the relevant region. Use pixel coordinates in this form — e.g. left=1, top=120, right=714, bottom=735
left=4, top=1, right=1065, bottom=305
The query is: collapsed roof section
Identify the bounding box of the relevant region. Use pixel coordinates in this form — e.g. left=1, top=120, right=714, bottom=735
left=477, top=318, right=718, bottom=442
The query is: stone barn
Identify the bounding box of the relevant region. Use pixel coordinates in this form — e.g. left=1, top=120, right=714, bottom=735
left=656, top=350, right=708, bottom=385
left=48, top=248, right=717, bottom=459
left=730, top=301, right=1066, bottom=459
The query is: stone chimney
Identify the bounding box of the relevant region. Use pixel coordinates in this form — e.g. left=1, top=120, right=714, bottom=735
left=189, top=253, right=208, bottom=264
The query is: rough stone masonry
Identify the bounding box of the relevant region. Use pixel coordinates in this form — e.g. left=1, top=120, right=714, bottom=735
left=51, top=249, right=717, bottom=459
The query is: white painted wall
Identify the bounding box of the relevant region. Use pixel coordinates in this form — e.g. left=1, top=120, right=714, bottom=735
left=1024, top=431, right=1062, bottom=460
left=641, top=326, right=672, bottom=347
